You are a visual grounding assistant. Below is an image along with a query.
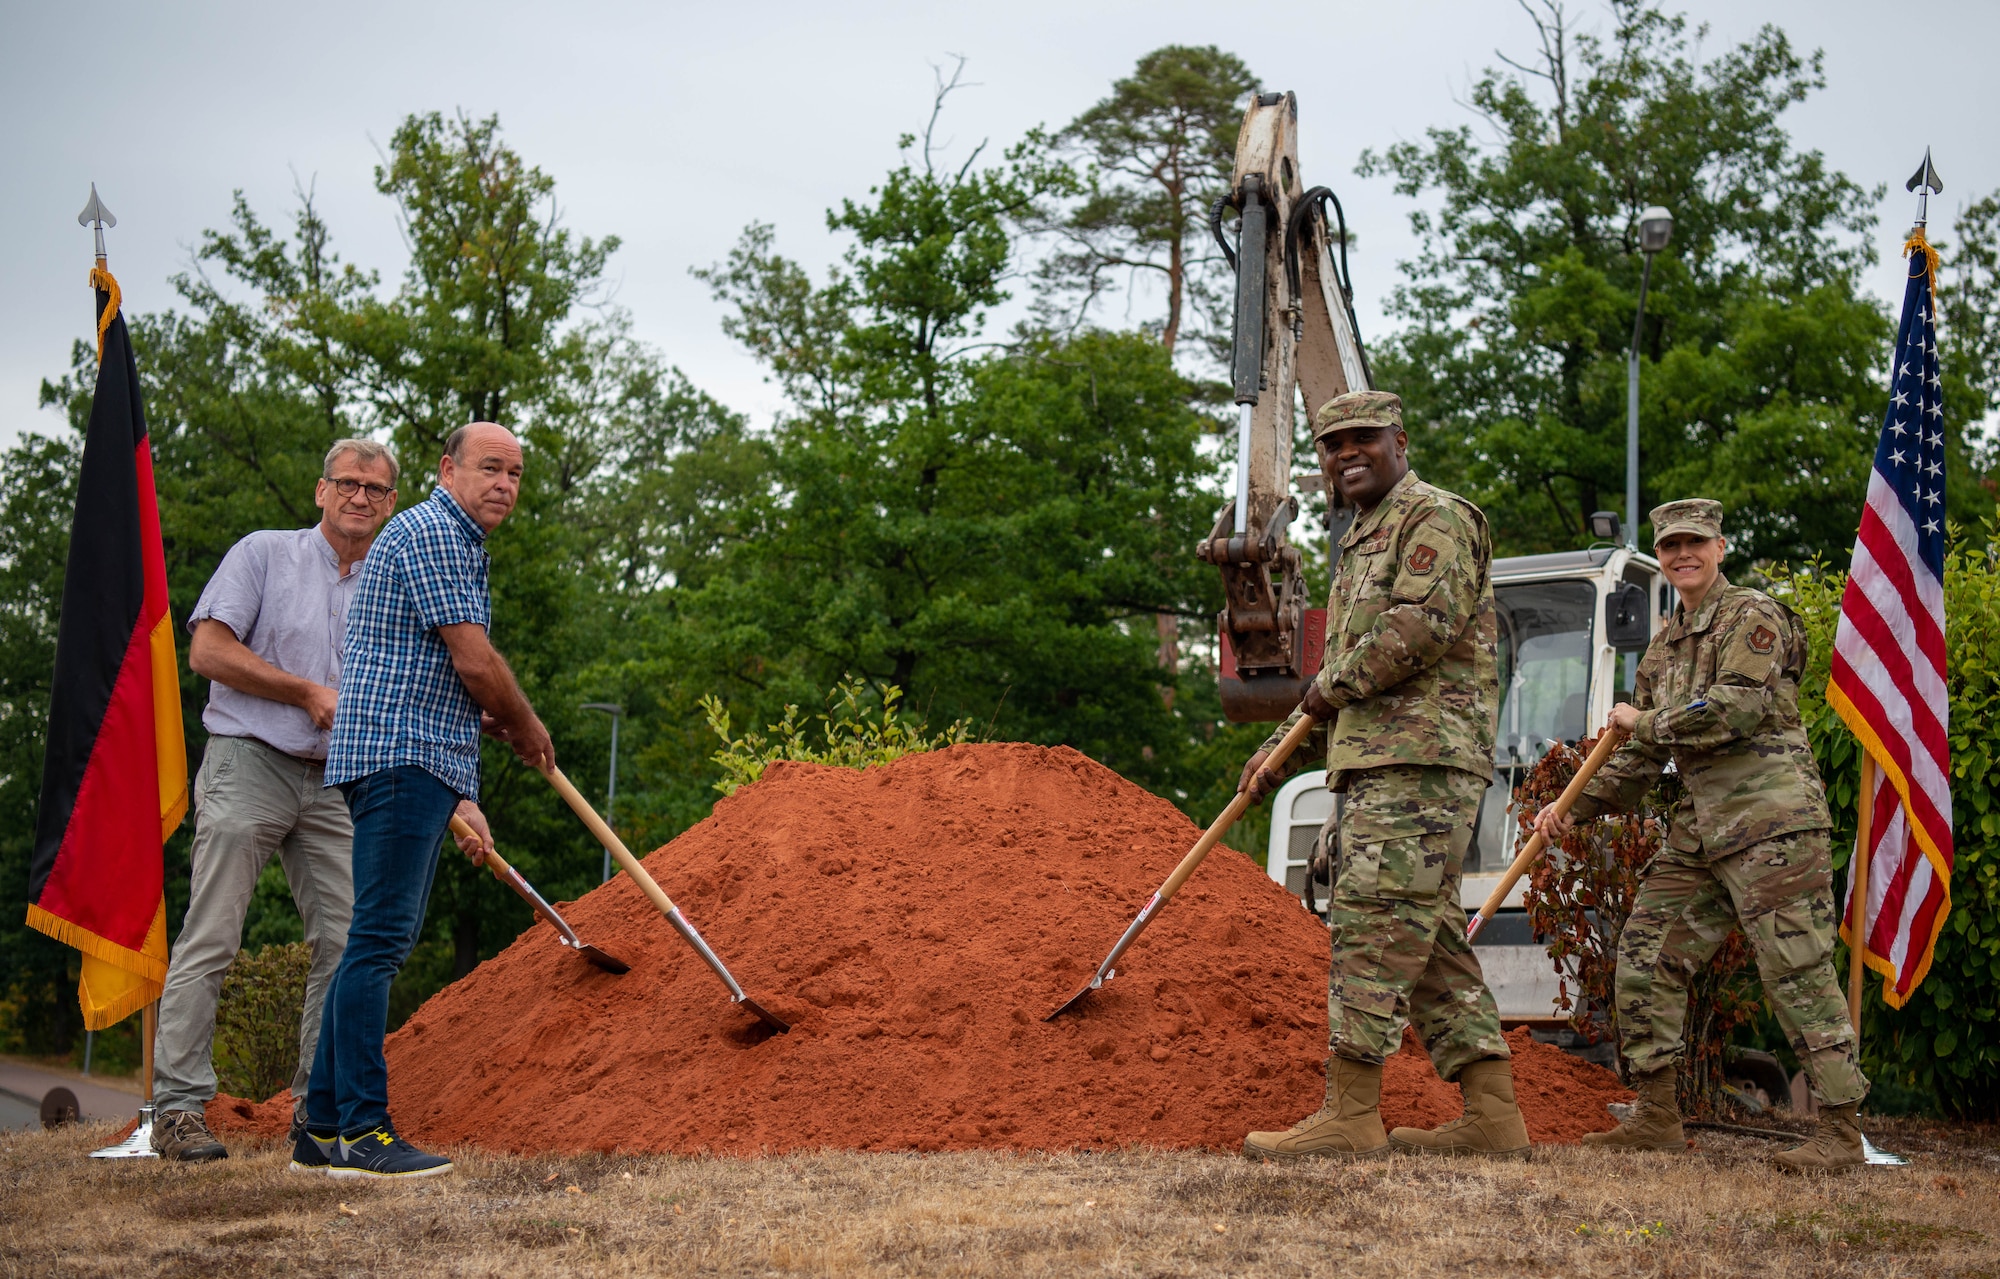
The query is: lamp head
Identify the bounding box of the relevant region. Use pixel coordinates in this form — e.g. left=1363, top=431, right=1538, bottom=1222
left=1638, top=205, right=1674, bottom=254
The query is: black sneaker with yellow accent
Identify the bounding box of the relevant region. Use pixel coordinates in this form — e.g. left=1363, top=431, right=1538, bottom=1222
left=331, top=1127, right=452, bottom=1180
left=288, top=1122, right=338, bottom=1174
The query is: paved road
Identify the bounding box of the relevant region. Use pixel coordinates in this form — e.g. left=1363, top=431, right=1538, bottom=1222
left=0, top=1090, right=40, bottom=1132
left=0, top=1060, right=143, bottom=1131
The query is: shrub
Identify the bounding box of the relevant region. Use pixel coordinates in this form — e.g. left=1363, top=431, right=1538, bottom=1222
left=1770, top=528, right=2000, bottom=1119
left=699, top=676, right=973, bottom=796
left=213, top=942, right=311, bottom=1102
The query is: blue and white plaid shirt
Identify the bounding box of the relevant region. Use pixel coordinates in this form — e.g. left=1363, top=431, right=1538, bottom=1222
left=325, top=487, right=491, bottom=798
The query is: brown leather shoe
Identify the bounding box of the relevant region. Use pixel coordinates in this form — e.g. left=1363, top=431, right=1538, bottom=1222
left=1774, top=1102, right=1865, bottom=1174
left=1390, top=1057, right=1532, bottom=1159
left=1581, top=1065, right=1684, bottom=1151
left=151, top=1108, right=228, bottom=1162
left=1243, top=1057, right=1388, bottom=1161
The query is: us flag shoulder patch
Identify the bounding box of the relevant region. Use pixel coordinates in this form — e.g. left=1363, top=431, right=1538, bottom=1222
left=1405, top=544, right=1438, bottom=575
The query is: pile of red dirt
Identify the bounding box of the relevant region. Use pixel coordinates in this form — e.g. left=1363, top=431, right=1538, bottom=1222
left=205, top=1091, right=292, bottom=1141
left=223, top=743, right=1627, bottom=1155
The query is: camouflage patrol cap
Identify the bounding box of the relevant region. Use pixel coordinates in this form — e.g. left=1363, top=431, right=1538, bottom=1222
left=1311, top=389, right=1403, bottom=442
left=1649, top=498, right=1724, bottom=544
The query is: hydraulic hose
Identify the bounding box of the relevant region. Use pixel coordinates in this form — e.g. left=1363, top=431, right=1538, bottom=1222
left=1283, top=186, right=1373, bottom=389
left=1210, top=195, right=1238, bottom=273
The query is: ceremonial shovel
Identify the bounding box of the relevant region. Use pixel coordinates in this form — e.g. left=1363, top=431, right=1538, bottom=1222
left=450, top=815, right=629, bottom=973
left=1465, top=727, right=1625, bottom=941
left=541, top=764, right=791, bottom=1034
left=1047, top=713, right=1321, bottom=1020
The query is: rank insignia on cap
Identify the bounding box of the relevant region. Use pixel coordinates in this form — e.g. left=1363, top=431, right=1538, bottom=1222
left=1747, top=625, right=1776, bottom=654
left=1406, top=545, right=1438, bottom=575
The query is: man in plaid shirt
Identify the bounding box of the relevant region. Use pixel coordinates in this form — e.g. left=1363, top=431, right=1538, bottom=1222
left=302, top=421, right=553, bottom=1180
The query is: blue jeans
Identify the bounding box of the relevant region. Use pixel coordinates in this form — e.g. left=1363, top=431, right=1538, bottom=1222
left=305, top=766, right=460, bottom=1136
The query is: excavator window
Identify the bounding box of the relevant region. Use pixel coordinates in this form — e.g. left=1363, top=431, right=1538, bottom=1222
left=1473, top=579, right=1597, bottom=871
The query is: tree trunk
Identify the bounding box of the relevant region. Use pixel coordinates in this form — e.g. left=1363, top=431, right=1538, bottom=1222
left=452, top=902, right=481, bottom=981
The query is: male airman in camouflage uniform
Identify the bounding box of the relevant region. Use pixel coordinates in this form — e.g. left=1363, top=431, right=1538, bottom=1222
left=1535, top=499, right=1867, bottom=1172
left=1238, top=390, right=1528, bottom=1162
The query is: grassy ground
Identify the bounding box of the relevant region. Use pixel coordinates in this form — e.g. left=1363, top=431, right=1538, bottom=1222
left=2, top=1116, right=1995, bottom=1277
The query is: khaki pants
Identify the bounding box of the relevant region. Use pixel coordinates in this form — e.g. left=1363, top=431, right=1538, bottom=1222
left=153, top=736, right=354, bottom=1116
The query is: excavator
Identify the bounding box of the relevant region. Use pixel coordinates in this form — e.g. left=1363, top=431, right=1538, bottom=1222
left=1208, top=91, right=1670, bottom=1036
left=1201, top=91, right=1372, bottom=723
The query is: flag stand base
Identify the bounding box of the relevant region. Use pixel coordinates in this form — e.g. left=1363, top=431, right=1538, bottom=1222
left=88, top=1103, right=158, bottom=1159
left=1861, top=1133, right=1908, bottom=1166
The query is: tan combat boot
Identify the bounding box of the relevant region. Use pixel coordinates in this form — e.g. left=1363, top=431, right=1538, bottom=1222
left=1581, top=1066, right=1684, bottom=1151
left=1773, top=1102, right=1865, bottom=1174
left=1242, top=1057, right=1388, bottom=1161
left=1389, top=1058, right=1532, bottom=1159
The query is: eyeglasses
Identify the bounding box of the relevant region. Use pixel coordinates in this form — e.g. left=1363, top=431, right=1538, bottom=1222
left=327, top=478, right=396, bottom=503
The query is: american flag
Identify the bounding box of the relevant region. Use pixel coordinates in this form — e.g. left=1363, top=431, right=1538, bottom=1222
left=1825, top=234, right=1953, bottom=1008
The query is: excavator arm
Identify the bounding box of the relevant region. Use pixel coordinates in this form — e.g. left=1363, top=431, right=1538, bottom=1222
left=1197, top=91, right=1374, bottom=721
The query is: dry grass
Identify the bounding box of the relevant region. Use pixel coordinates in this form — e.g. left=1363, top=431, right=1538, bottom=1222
left=2, top=1117, right=1995, bottom=1277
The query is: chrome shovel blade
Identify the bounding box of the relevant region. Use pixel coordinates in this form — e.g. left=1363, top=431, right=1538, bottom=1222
left=1044, top=972, right=1108, bottom=1022
left=1861, top=1134, right=1909, bottom=1166
left=89, top=1104, right=159, bottom=1159
left=734, top=995, right=791, bottom=1035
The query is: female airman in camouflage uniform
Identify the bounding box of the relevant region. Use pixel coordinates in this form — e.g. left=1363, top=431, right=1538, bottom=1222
left=1536, top=499, right=1867, bottom=1172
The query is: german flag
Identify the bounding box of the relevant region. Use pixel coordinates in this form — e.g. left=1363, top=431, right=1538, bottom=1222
left=24, top=267, right=188, bottom=1031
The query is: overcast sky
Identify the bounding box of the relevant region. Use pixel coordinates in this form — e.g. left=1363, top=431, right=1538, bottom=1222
left=2, top=0, right=1993, bottom=449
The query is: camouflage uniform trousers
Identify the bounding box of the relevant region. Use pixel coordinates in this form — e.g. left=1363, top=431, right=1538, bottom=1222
left=1616, top=829, right=1868, bottom=1106
left=1323, top=764, right=1508, bottom=1082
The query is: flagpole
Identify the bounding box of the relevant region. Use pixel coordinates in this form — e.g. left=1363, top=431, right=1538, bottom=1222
left=68, top=186, right=161, bottom=1159
left=1848, top=752, right=1876, bottom=1034
left=142, top=1001, right=156, bottom=1109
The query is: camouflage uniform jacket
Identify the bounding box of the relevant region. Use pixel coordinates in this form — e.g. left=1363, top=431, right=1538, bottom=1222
left=1261, top=470, right=1498, bottom=786
left=1572, top=577, right=1831, bottom=857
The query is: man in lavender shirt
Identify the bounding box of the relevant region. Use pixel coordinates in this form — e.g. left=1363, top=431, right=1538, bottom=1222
left=149, top=439, right=399, bottom=1162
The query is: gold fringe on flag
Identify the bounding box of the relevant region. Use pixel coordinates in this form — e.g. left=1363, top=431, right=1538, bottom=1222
left=1905, top=226, right=1941, bottom=298
left=87, top=265, right=121, bottom=363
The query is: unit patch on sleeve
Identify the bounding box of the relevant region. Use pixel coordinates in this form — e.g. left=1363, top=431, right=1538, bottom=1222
left=1747, top=624, right=1776, bottom=655
left=1405, top=544, right=1438, bottom=575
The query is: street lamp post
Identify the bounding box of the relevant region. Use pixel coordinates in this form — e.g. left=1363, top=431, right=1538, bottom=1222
left=1628, top=205, right=1674, bottom=548
left=581, top=703, right=623, bottom=883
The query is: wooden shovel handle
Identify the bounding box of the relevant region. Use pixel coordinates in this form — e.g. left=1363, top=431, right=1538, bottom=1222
left=542, top=764, right=680, bottom=918
left=1469, top=727, right=1626, bottom=930
left=1160, top=712, right=1321, bottom=904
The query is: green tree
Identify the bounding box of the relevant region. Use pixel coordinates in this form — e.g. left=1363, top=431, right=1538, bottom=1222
left=1939, top=191, right=2000, bottom=510
left=687, top=88, right=1263, bottom=797
left=1032, top=45, right=1258, bottom=359
left=1357, top=0, right=1935, bottom=562
left=1, top=114, right=762, bottom=1049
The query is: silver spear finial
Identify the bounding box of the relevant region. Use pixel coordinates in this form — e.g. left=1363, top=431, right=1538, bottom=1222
left=1906, top=148, right=1943, bottom=228
left=77, top=183, right=116, bottom=265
